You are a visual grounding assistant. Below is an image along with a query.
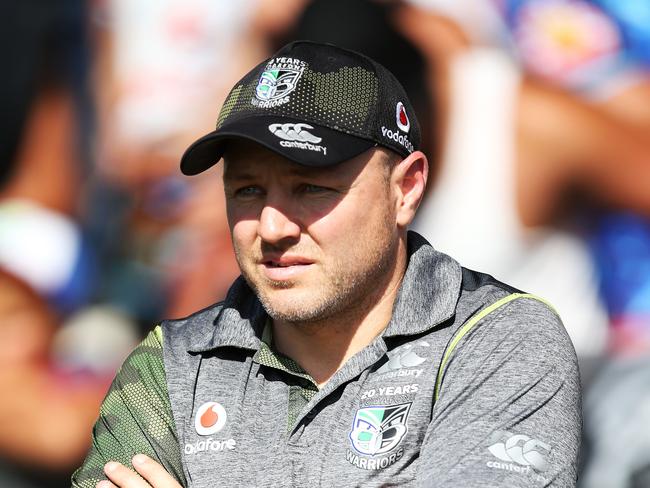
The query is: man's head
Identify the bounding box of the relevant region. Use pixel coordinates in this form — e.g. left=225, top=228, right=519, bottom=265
left=179, top=41, right=428, bottom=324
left=222, top=141, right=426, bottom=325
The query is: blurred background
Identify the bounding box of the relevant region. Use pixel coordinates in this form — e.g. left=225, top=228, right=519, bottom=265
left=1, top=0, right=649, bottom=486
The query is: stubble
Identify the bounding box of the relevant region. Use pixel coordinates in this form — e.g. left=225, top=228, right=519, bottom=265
left=235, top=216, right=398, bottom=329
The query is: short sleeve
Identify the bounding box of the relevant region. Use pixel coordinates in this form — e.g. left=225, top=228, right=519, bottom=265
left=416, top=296, right=581, bottom=487
left=71, top=326, right=186, bottom=487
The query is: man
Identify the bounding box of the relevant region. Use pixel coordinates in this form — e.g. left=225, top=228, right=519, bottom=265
left=72, top=41, right=580, bottom=487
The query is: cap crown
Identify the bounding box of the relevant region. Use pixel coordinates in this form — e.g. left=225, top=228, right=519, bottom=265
left=215, top=41, right=421, bottom=158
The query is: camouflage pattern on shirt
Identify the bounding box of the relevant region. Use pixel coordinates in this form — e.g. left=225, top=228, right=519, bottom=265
left=71, top=326, right=186, bottom=487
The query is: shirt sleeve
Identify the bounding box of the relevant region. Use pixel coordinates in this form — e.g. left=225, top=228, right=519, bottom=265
left=71, top=326, right=187, bottom=487
left=416, top=296, right=581, bottom=487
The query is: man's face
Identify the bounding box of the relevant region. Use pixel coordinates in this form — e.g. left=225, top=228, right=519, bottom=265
left=223, top=142, right=401, bottom=325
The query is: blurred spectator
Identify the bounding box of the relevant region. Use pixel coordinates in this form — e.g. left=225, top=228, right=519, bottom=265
left=497, top=1, right=650, bottom=486
left=502, top=0, right=650, bottom=347
left=388, top=1, right=650, bottom=365
left=0, top=199, right=93, bottom=314
left=0, top=270, right=110, bottom=487
left=397, top=3, right=578, bottom=359
left=0, top=1, right=87, bottom=214
left=92, top=0, right=259, bottom=183
left=0, top=1, right=88, bottom=192
left=0, top=1, right=137, bottom=486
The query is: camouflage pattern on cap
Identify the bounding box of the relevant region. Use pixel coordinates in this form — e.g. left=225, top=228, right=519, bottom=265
left=217, top=63, right=379, bottom=139
left=180, top=41, right=421, bottom=175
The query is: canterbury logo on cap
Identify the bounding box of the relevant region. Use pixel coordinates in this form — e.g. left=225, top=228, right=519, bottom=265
left=268, top=123, right=322, bottom=143
left=268, top=122, right=328, bottom=156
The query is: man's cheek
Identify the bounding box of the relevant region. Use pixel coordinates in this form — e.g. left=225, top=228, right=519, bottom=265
left=230, top=223, right=256, bottom=253
left=227, top=202, right=261, bottom=228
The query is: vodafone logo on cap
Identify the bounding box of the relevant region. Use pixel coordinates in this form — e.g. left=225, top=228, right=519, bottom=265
left=195, top=402, right=227, bottom=436
left=396, top=102, right=410, bottom=133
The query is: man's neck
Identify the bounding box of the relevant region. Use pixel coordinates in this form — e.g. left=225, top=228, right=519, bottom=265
left=271, top=241, right=408, bottom=387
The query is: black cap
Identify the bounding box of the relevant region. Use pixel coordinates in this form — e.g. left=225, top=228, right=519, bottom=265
left=180, top=40, right=421, bottom=175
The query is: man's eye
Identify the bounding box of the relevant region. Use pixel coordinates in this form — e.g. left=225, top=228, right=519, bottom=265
left=235, top=186, right=262, bottom=197
left=301, top=184, right=329, bottom=193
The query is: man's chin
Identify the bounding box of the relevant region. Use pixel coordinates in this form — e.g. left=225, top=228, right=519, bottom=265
left=263, top=278, right=297, bottom=290
left=240, top=270, right=295, bottom=294
left=257, top=290, right=330, bottom=325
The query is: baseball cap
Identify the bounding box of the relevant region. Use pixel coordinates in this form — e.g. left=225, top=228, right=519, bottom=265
left=180, top=40, right=421, bottom=175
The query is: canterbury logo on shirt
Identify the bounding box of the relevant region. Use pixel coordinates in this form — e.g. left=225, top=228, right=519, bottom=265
left=487, top=431, right=551, bottom=473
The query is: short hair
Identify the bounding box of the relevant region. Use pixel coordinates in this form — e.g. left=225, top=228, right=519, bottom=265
left=377, top=147, right=403, bottom=185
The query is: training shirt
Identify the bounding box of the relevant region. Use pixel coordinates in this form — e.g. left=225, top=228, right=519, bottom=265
left=72, top=232, right=581, bottom=487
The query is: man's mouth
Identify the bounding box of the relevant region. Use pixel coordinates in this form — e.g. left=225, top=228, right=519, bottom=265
left=264, top=260, right=311, bottom=268
left=260, top=257, right=314, bottom=279
left=262, top=255, right=314, bottom=266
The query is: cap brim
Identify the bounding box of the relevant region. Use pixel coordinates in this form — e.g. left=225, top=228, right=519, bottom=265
left=180, top=115, right=375, bottom=175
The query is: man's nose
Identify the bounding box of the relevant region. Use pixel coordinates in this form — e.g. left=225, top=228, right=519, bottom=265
left=257, top=204, right=301, bottom=245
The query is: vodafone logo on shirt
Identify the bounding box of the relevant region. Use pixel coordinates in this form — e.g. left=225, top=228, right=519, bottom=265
left=195, top=402, right=227, bottom=436
left=185, top=402, right=236, bottom=456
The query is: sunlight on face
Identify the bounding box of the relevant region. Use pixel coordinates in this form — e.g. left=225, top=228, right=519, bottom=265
left=223, top=142, right=400, bottom=325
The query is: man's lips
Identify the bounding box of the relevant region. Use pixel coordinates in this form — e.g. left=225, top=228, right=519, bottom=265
left=263, top=257, right=314, bottom=267
left=259, top=256, right=314, bottom=280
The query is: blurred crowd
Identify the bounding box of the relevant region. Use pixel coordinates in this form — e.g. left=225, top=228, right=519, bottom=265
left=1, top=0, right=650, bottom=486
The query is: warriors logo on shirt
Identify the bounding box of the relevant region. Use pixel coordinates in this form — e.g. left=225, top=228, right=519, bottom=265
left=346, top=403, right=411, bottom=470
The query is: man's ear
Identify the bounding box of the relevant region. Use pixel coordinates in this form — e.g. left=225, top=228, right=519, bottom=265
left=392, top=150, right=429, bottom=228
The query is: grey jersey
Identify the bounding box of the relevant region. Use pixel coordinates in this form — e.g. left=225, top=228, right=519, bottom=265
left=74, top=232, right=581, bottom=487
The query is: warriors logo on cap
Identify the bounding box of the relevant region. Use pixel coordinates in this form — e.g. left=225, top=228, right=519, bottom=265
left=253, top=57, right=306, bottom=108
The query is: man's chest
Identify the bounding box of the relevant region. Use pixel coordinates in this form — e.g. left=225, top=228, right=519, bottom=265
left=178, top=339, right=443, bottom=487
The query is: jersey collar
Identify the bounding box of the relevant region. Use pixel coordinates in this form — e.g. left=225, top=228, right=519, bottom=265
left=189, top=231, right=461, bottom=352
left=382, top=231, right=461, bottom=338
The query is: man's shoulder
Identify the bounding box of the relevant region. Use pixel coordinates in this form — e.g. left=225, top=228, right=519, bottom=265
left=452, top=266, right=522, bottom=326
left=163, top=301, right=226, bottom=332
left=459, top=266, right=522, bottom=296
left=452, top=265, right=570, bottom=348
left=159, top=300, right=227, bottom=356
left=433, top=265, right=578, bottom=405
left=454, top=266, right=573, bottom=358
left=159, top=275, right=263, bottom=354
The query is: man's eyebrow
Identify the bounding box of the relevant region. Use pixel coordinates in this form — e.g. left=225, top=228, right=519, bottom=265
left=223, top=170, right=257, bottom=181
left=287, top=164, right=339, bottom=178
left=224, top=165, right=338, bottom=180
